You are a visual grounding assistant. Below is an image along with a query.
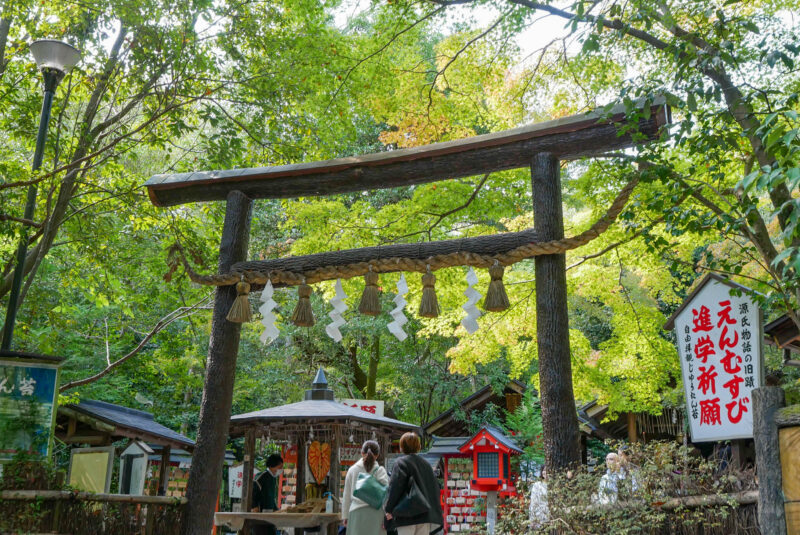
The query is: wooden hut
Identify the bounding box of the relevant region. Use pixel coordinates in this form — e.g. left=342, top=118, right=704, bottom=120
left=55, top=399, right=195, bottom=496
left=217, top=368, right=418, bottom=534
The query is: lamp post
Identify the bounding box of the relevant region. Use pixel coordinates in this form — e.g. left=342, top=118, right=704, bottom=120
left=1, top=39, right=80, bottom=351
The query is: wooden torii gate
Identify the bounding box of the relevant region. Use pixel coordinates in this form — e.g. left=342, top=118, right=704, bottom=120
left=145, top=99, right=669, bottom=535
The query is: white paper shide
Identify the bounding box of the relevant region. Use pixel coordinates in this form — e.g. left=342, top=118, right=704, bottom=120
left=461, top=268, right=482, bottom=334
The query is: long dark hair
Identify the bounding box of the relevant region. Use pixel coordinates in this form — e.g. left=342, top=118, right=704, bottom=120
left=362, top=440, right=380, bottom=472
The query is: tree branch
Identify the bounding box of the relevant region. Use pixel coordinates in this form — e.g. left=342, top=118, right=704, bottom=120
left=385, top=173, right=491, bottom=242
left=59, top=295, right=213, bottom=392
left=0, top=214, right=41, bottom=228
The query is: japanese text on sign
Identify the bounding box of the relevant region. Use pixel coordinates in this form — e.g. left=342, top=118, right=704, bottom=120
left=338, top=399, right=385, bottom=417
left=0, top=360, right=58, bottom=461
left=672, top=278, right=762, bottom=442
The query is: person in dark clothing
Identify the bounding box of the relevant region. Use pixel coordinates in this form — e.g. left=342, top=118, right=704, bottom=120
left=385, top=433, right=443, bottom=535
left=252, top=453, right=284, bottom=535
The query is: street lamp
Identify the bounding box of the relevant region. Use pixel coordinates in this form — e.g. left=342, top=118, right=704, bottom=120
left=1, top=40, right=80, bottom=351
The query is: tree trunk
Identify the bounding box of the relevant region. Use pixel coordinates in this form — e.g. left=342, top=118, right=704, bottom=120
left=367, top=335, right=379, bottom=399
left=0, top=15, right=11, bottom=79
left=531, top=153, right=581, bottom=472
left=348, top=344, right=368, bottom=395
left=182, top=190, right=252, bottom=535
left=0, top=26, right=128, bottom=299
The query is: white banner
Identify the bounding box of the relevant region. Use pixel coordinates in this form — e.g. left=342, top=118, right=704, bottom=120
left=672, top=277, right=762, bottom=442
left=339, top=399, right=385, bottom=417
left=228, top=463, right=257, bottom=499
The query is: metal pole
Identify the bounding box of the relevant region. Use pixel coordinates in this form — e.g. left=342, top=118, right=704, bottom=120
left=1, top=69, right=60, bottom=350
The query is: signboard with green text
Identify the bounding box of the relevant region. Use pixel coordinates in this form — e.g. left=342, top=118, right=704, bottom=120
left=0, top=352, right=62, bottom=461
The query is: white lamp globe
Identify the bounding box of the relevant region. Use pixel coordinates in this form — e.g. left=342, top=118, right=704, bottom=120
left=30, top=39, right=81, bottom=74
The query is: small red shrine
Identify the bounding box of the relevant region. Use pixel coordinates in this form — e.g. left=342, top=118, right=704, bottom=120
left=426, top=426, right=522, bottom=533
left=458, top=426, right=523, bottom=493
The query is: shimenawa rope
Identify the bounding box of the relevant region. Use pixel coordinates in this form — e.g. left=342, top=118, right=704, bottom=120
left=172, top=178, right=638, bottom=288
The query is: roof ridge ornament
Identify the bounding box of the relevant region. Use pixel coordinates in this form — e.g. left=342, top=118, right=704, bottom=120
left=306, top=367, right=334, bottom=401
left=312, top=367, right=327, bottom=387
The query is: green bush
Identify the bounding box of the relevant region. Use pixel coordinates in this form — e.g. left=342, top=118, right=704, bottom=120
left=493, top=440, right=758, bottom=535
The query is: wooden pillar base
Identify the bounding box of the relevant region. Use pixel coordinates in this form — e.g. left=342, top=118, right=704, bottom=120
left=754, top=386, right=787, bottom=535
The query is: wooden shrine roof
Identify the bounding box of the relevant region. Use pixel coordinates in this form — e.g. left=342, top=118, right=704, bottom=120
left=228, top=398, right=419, bottom=438
left=460, top=425, right=524, bottom=454
left=145, top=98, right=669, bottom=206
left=423, top=381, right=527, bottom=437
left=0, top=348, right=65, bottom=365
left=56, top=399, right=195, bottom=450
left=764, top=313, right=800, bottom=354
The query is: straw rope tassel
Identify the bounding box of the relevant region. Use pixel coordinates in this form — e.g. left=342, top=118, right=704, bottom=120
left=291, top=283, right=315, bottom=327
left=483, top=262, right=510, bottom=312
left=419, top=267, right=439, bottom=318
left=358, top=269, right=381, bottom=316
left=226, top=281, right=253, bottom=323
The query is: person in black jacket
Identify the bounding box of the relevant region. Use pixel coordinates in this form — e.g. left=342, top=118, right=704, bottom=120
left=252, top=453, right=283, bottom=535
left=385, top=432, right=443, bottom=535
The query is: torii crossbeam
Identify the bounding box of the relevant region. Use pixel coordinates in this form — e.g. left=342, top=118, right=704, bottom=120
left=145, top=98, right=670, bottom=535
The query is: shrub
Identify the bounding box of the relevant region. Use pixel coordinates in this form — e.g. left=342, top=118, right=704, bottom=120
left=494, top=440, right=759, bottom=535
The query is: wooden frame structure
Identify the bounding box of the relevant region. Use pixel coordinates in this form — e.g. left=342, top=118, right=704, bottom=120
left=55, top=399, right=195, bottom=496
left=144, top=98, right=670, bottom=535
left=223, top=370, right=418, bottom=534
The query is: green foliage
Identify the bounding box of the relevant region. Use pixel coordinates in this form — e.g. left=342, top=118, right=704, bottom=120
left=495, top=440, right=758, bottom=534
left=2, top=0, right=799, bottom=452
left=502, top=389, right=544, bottom=464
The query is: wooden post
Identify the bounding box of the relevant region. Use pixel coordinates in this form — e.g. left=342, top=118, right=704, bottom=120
left=531, top=152, right=581, bottom=472
left=295, top=437, right=307, bottom=535
left=297, top=437, right=306, bottom=504
left=329, top=425, right=341, bottom=535
left=627, top=412, right=638, bottom=443
left=242, top=429, right=256, bottom=511
left=158, top=445, right=171, bottom=496
left=730, top=439, right=744, bottom=469
left=182, top=190, right=253, bottom=535
left=753, top=386, right=786, bottom=535
left=580, top=434, right=588, bottom=465
left=241, top=429, right=256, bottom=535
left=145, top=505, right=156, bottom=535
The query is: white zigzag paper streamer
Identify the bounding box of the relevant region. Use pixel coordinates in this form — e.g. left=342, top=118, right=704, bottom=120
left=325, top=279, right=348, bottom=342
left=461, top=268, right=482, bottom=334
left=387, top=274, right=409, bottom=341
left=259, top=280, right=279, bottom=344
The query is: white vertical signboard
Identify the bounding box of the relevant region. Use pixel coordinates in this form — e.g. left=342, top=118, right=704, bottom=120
left=669, top=275, right=763, bottom=442
left=228, top=463, right=257, bottom=499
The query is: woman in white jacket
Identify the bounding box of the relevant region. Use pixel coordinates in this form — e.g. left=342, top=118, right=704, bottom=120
left=342, top=440, right=389, bottom=535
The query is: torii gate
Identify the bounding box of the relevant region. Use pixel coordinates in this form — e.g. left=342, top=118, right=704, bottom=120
left=145, top=99, right=669, bottom=535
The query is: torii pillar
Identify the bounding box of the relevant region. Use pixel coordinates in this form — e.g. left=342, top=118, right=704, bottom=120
left=532, top=153, right=581, bottom=470
left=183, top=190, right=252, bottom=535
